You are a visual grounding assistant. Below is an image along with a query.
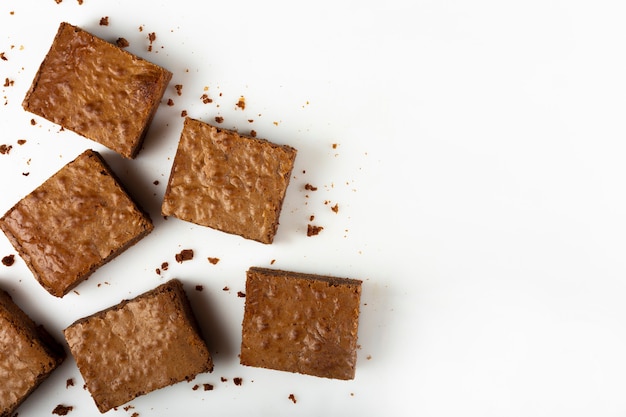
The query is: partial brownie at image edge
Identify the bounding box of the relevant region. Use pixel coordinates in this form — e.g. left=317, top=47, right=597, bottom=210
left=22, top=22, right=172, bottom=158
left=0, top=149, right=154, bottom=297
left=240, top=267, right=362, bottom=380
left=0, top=288, right=65, bottom=417
left=64, top=279, right=213, bottom=413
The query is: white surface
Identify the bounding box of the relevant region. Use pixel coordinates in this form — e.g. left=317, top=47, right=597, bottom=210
left=1, top=0, right=626, bottom=416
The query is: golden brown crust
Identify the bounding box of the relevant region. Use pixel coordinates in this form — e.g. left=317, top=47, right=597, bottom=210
left=0, top=289, right=65, bottom=417
left=22, top=22, right=172, bottom=158
left=240, top=267, right=362, bottom=380
left=162, top=118, right=297, bottom=244
left=64, top=279, right=213, bottom=413
left=0, top=149, right=153, bottom=297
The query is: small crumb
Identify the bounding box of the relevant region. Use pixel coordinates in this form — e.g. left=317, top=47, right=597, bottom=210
left=161, top=262, right=169, bottom=271
left=123, top=406, right=134, bottom=412
left=214, top=116, right=224, bottom=124
left=167, top=98, right=174, bottom=106
left=237, top=291, right=246, bottom=298
left=99, top=16, right=109, bottom=26
left=222, top=286, right=229, bottom=291
left=147, top=32, right=156, bottom=51
left=0, top=52, right=7, bottom=61
left=248, top=119, right=254, bottom=123
left=131, top=413, right=139, bottom=417
left=1, top=255, right=15, bottom=267
left=66, top=378, right=74, bottom=388
left=304, top=183, right=317, bottom=191
left=270, top=259, right=276, bottom=265
left=332, top=143, right=338, bottom=149
left=307, top=224, right=324, bottom=237
left=22, top=172, right=29, bottom=176
left=288, top=393, right=297, bottom=404
left=30, top=119, right=36, bottom=125
left=200, top=93, right=212, bottom=104
left=366, top=354, right=372, bottom=360
left=207, top=257, right=220, bottom=265
left=77, top=0, right=83, bottom=4
left=331, top=203, right=339, bottom=213
left=273, top=121, right=279, bottom=126
left=203, top=383, right=214, bottom=391
left=220, top=377, right=227, bottom=382
left=17, top=139, right=26, bottom=145
left=233, top=377, right=243, bottom=386
left=181, top=110, right=188, bottom=117
left=52, top=405, right=73, bottom=416
left=3, top=78, right=14, bottom=87
left=155, top=268, right=161, bottom=275
left=195, top=285, right=203, bottom=291
left=116, top=37, right=130, bottom=48
left=236, top=96, right=246, bottom=110
left=175, top=84, right=183, bottom=96
left=309, top=215, right=315, bottom=221
left=0, top=144, right=12, bottom=155
left=153, top=180, right=159, bottom=185
left=175, top=249, right=194, bottom=263
left=54, top=0, right=63, bottom=4
left=250, top=130, right=257, bottom=137
left=192, top=384, right=199, bottom=391
left=139, top=25, right=144, bottom=32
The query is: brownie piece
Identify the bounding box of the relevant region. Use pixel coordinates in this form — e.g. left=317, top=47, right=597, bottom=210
left=240, top=267, right=362, bottom=380
left=162, top=118, right=297, bottom=244
left=0, top=288, right=65, bottom=417
left=0, top=149, right=153, bottom=297
left=64, top=279, right=213, bottom=413
left=23, top=22, right=172, bottom=158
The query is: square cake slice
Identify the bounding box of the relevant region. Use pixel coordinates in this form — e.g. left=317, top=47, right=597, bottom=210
left=64, top=279, right=213, bottom=413
left=240, top=267, right=362, bottom=380
left=23, top=22, right=172, bottom=158
left=162, top=117, right=297, bottom=244
left=0, top=149, right=153, bottom=297
left=0, top=288, right=65, bottom=417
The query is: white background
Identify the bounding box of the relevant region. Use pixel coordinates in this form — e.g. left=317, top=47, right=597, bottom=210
left=1, top=0, right=626, bottom=416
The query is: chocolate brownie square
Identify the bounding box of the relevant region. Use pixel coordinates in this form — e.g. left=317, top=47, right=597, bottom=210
left=240, top=267, right=362, bottom=380
left=23, top=22, right=172, bottom=158
left=162, top=118, right=297, bottom=244
left=0, top=288, right=65, bottom=416
left=64, top=279, right=213, bottom=413
left=0, top=149, right=153, bottom=297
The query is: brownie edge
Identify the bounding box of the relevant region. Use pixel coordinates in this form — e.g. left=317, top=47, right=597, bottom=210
left=64, top=279, right=213, bottom=413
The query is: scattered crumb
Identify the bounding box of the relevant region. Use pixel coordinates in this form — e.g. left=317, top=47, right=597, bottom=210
left=138, top=25, right=144, bottom=32
left=17, top=139, right=26, bottom=145
left=248, top=119, right=254, bottom=123
left=331, top=203, right=339, bottom=213
left=147, top=32, right=156, bottom=52
left=236, top=96, right=246, bottom=110
left=200, top=93, right=212, bottom=104
left=304, top=183, right=317, bottom=191
left=181, top=110, right=188, bottom=117
left=250, top=130, right=257, bottom=137
left=99, top=16, right=109, bottom=26
left=195, top=285, right=203, bottom=292
left=66, top=378, right=74, bottom=388
left=220, top=377, right=227, bottom=382
left=153, top=180, right=159, bottom=185
left=161, top=262, right=169, bottom=271
left=155, top=268, right=161, bottom=275
left=116, top=37, right=130, bottom=48
left=207, top=257, right=220, bottom=265
left=166, top=98, right=174, bottom=106
left=307, top=224, right=324, bottom=237
left=273, top=121, right=279, bottom=126
left=2, top=255, right=15, bottom=266
left=237, top=291, right=246, bottom=298
left=332, top=143, right=338, bottom=149
left=214, top=116, right=224, bottom=124
left=54, top=0, right=62, bottom=4
left=175, top=249, right=194, bottom=263
left=4, top=78, right=14, bottom=87
left=222, top=286, right=229, bottom=291
left=0, top=52, right=6, bottom=61
left=288, top=393, right=297, bottom=404
left=270, top=259, right=276, bottom=265
left=123, top=406, right=134, bottom=412
left=77, top=0, right=83, bottom=4
left=175, top=84, right=183, bottom=96
left=30, top=119, right=36, bottom=125
left=22, top=172, right=29, bottom=176
left=366, top=354, right=372, bottom=360
left=309, top=215, right=315, bottom=221
left=233, top=377, right=243, bottom=386
left=0, top=144, right=12, bottom=155
left=52, top=405, right=73, bottom=416
left=131, top=413, right=139, bottom=417
left=203, top=383, right=214, bottom=391
left=192, top=384, right=199, bottom=391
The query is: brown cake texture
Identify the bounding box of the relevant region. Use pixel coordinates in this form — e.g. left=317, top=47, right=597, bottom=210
left=22, top=22, right=172, bottom=158
left=162, top=117, right=297, bottom=244
left=0, top=149, right=153, bottom=297
left=240, top=267, right=362, bottom=380
left=0, top=288, right=65, bottom=417
left=64, top=279, right=213, bottom=413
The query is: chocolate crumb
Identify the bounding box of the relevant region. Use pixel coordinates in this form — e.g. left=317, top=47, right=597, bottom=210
left=52, top=405, right=73, bottom=415
left=155, top=268, right=161, bottom=275
left=195, top=285, right=203, bottom=291
left=222, top=286, right=229, bottom=291
left=200, top=93, right=212, bottom=104
left=30, top=119, right=36, bottom=125
left=233, top=377, right=243, bottom=386
left=4, top=78, right=14, bottom=87
left=175, top=84, right=183, bottom=96
left=153, top=180, right=159, bottom=185
left=17, top=139, right=26, bottom=145
left=304, top=183, right=317, bottom=191
left=175, top=249, right=194, bottom=263
left=0, top=144, right=12, bottom=155
left=220, top=377, right=227, bottom=382
left=131, top=413, right=139, bottom=417
left=236, top=96, right=246, bottom=110
left=116, top=37, right=130, bottom=48
left=270, top=259, right=276, bottom=265
left=331, top=203, right=339, bottom=213
left=288, top=393, right=297, bottom=404
left=0, top=52, right=7, bottom=61
left=237, top=291, right=246, bottom=298
left=207, top=257, right=220, bottom=265
left=250, top=130, right=257, bottom=137
left=307, top=224, right=324, bottom=237
left=248, top=119, right=254, bottom=123
left=181, top=110, right=188, bottom=117
left=66, top=378, right=74, bottom=388
left=99, top=17, right=109, bottom=26
left=203, top=383, right=214, bottom=391
left=161, top=262, right=169, bottom=271
left=214, top=116, right=224, bottom=124
left=2, top=255, right=15, bottom=266
left=167, top=98, right=174, bottom=106
left=309, top=215, right=315, bottom=221
left=192, top=384, right=199, bottom=391
left=22, top=172, right=29, bottom=176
